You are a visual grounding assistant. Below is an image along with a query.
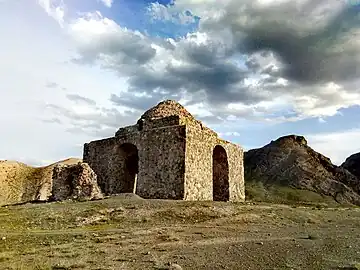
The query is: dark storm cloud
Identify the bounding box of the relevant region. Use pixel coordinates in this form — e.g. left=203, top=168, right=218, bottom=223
left=235, top=3, right=360, bottom=84
left=108, top=54, right=265, bottom=112
left=127, top=68, right=184, bottom=93
left=168, top=62, right=243, bottom=91
left=180, top=36, right=235, bottom=67
left=73, top=30, right=157, bottom=68
left=66, top=0, right=360, bottom=127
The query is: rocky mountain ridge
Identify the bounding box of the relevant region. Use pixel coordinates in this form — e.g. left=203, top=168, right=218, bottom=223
left=245, top=135, right=360, bottom=205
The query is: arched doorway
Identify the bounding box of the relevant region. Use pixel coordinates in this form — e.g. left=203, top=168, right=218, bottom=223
left=212, top=145, right=230, bottom=201
left=118, top=143, right=139, bottom=193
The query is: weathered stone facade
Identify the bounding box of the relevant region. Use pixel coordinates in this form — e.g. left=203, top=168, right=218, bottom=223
left=83, top=100, right=245, bottom=202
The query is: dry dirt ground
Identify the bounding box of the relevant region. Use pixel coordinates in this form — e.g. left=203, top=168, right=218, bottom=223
left=0, top=195, right=360, bottom=270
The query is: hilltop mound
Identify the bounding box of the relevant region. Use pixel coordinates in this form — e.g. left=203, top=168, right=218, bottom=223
left=245, top=135, right=360, bottom=205
left=0, top=158, right=81, bottom=206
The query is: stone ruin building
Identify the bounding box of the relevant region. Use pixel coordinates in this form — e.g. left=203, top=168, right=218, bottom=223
left=83, top=100, right=245, bottom=202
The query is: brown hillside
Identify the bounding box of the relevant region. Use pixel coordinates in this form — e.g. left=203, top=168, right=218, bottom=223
left=0, top=158, right=81, bottom=206
left=245, top=135, right=360, bottom=205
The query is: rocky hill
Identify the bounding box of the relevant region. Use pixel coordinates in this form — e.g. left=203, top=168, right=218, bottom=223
left=341, top=152, right=360, bottom=180
left=245, top=135, right=360, bottom=205
left=0, top=158, right=81, bottom=206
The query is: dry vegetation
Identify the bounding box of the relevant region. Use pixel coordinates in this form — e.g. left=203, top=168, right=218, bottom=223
left=0, top=158, right=81, bottom=206
left=0, top=196, right=360, bottom=270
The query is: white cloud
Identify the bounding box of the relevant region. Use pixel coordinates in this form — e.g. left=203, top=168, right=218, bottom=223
left=166, top=0, right=233, bottom=22
left=218, top=131, right=241, bottom=137
left=184, top=102, right=214, bottom=118
left=307, top=128, right=360, bottom=165
left=38, top=0, right=65, bottom=27
left=293, top=82, right=360, bottom=118
left=99, top=0, right=113, bottom=8
left=318, top=117, right=326, bottom=123
left=147, top=2, right=197, bottom=25
left=67, top=11, right=156, bottom=75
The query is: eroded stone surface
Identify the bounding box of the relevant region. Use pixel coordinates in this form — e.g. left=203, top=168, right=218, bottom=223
left=51, top=162, right=103, bottom=201
left=83, top=100, right=245, bottom=202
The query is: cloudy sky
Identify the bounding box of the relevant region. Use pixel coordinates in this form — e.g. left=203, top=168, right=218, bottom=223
left=0, top=0, right=359, bottom=166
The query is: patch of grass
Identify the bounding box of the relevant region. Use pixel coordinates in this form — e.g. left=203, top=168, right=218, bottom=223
left=245, top=181, right=267, bottom=201
left=0, top=198, right=122, bottom=232
left=245, top=181, right=338, bottom=206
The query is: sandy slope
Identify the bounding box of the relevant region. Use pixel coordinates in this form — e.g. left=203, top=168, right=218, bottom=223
left=0, top=158, right=81, bottom=206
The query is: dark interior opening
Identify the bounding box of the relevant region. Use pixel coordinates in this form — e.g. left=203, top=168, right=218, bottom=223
left=212, top=145, right=230, bottom=201
left=119, top=143, right=139, bottom=193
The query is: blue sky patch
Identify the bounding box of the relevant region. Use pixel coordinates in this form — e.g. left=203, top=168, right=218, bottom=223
left=96, top=0, right=200, bottom=39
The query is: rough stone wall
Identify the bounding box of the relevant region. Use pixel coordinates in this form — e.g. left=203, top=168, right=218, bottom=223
left=136, top=126, right=186, bottom=199
left=184, top=125, right=212, bottom=200
left=142, top=115, right=181, bottom=130
left=84, top=137, right=142, bottom=195
left=51, top=162, right=103, bottom=201
left=115, top=124, right=138, bottom=137
left=225, top=143, right=245, bottom=201
left=184, top=124, right=244, bottom=202
left=84, top=137, right=117, bottom=193
left=83, top=125, right=186, bottom=199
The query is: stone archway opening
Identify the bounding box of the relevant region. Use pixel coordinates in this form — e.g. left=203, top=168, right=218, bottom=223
left=119, top=143, right=139, bottom=193
left=212, top=145, right=230, bottom=201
